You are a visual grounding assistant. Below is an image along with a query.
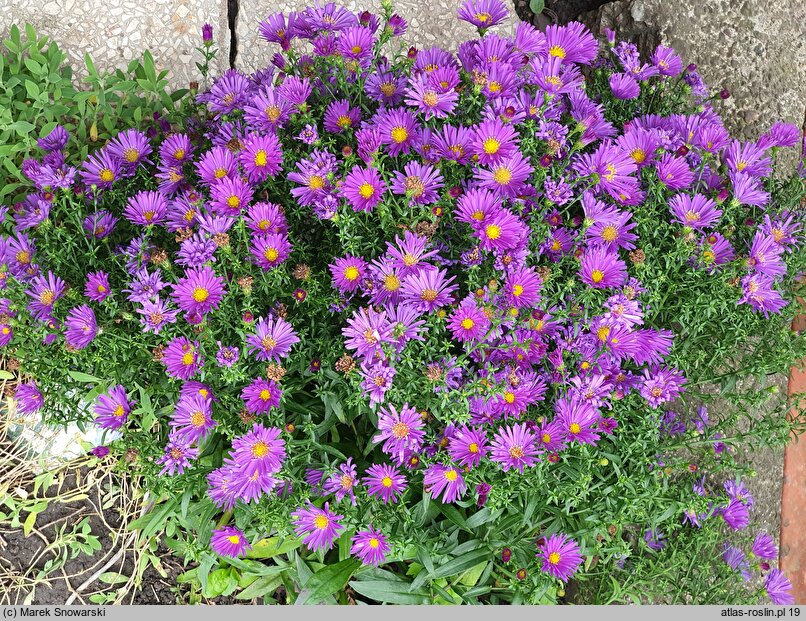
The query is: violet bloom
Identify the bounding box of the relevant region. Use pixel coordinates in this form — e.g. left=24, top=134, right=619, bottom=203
left=373, top=403, right=425, bottom=465
left=363, top=463, right=407, bottom=504
left=669, top=193, right=722, bottom=230
left=170, top=393, right=216, bottom=444
left=137, top=298, right=179, bottom=334
left=162, top=336, right=203, bottom=380
left=656, top=153, right=694, bottom=190
left=390, top=161, right=444, bottom=206
left=537, top=533, right=584, bottom=582
left=291, top=502, right=344, bottom=552
left=360, top=360, right=395, bottom=406
left=84, top=271, right=111, bottom=302
left=580, top=246, right=628, bottom=289
left=341, top=166, right=386, bottom=213
left=15, top=381, right=44, bottom=415
left=448, top=425, right=489, bottom=468
left=350, top=526, right=390, bottom=566
left=37, top=125, right=69, bottom=152
left=447, top=300, right=490, bottom=343
left=765, top=569, right=795, bottom=605
left=457, top=0, right=509, bottom=28
left=556, top=394, right=601, bottom=445
left=241, top=377, right=282, bottom=414
left=399, top=267, right=458, bottom=313
left=423, top=463, right=467, bottom=504
left=64, top=304, right=97, bottom=350
left=644, top=528, right=666, bottom=551
left=329, top=255, right=368, bottom=294
left=721, top=497, right=750, bottom=530
left=490, top=423, right=539, bottom=473
left=210, top=526, right=252, bottom=559
left=322, top=457, right=358, bottom=505
left=610, top=73, right=640, bottom=99
left=238, top=132, right=283, bottom=184
left=123, top=190, right=168, bottom=226
left=246, top=315, right=299, bottom=362
left=216, top=342, right=240, bottom=367
left=751, top=532, right=777, bottom=560
left=157, top=436, right=199, bottom=476
left=172, top=266, right=226, bottom=319
left=640, top=366, right=686, bottom=408
left=94, top=385, right=133, bottom=430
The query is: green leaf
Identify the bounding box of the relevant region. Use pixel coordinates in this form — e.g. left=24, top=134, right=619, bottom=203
left=529, top=0, right=545, bottom=14
left=235, top=574, right=284, bottom=601
left=349, top=579, right=431, bottom=605
left=0, top=370, right=15, bottom=380
left=23, top=511, right=37, bottom=536
left=295, top=557, right=360, bottom=605
left=98, top=572, right=129, bottom=585
left=67, top=371, right=102, bottom=383
left=9, top=121, right=35, bottom=135
left=245, top=535, right=303, bottom=559
left=25, top=79, right=39, bottom=98
left=457, top=561, right=487, bottom=587
left=430, top=547, right=491, bottom=580
left=204, top=567, right=238, bottom=599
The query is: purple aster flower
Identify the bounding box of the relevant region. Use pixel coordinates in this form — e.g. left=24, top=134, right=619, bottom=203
left=341, top=166, right=386, bottom=212
left=245, top=202, right=287, bottom=235
left=26, top=271, right=66, bottom=320
left=360, top=360, right=395, bottom=406
left=651, top=45, right=683, bottom=76
left=323, top=457, right=359, bottom=505
left=725, top=140, right=772, bottom=178
left=378, top=108, right=418, bottom=157
left=476, top=208, right=526, bottom=253
left=64, top=304, right=97, bottom=350
left=423, top=463, right=467, bottom=504
left=758, top=121, right=802, bottom=149
left=762, top=212, right=801, bottom=252
left=291, top=502, right=344, bottom=552
left=246, top=315, right=299, bottom=362
left=471, top=118, right=519, bottom=166
left=123, top=190, right=168, bottom=226
left=640, top=366, right=686, bottom=408
left=84, top=271, right=111, bottom=303
left=94, top=385, right=133, bottom=430
left=475, top=151, right=534, bottom=199
left=365, top=70, right=407, bottom=106
left=580, top=246, right=628, bottom=289
left=404, top=76, right=458, bottom=120
left=14, top=381, right=43, bottom=416
left=373, top=403, right=425, bottom=464
left=211, top=526, right=251, bottom=558
left=80, top=149, right=119, bottom=190
left=751, top=532, right=778, bottom=560
left=400, top=267, right=458, bottom=313
left=37, top=125, right=69, bottom=152
left=644, top=529, right=666, bottom=551
left=724, top=479, right=755, bottom=509
left=296, top=124, right=319, bottom=144
left=159, top=133, right=193, bottom=166
left=536, top=419, right=567, bottom=453
left=610, top=73, right=640, bottom=99
left=91, top=445, right=110, bottom=458
left=231, top=423, right=286, bottom=479
left=162, top=336, right=203, bottom=380
left=537, top=533, right=584, bottom=582
left=243, top=88, right=293, bottom=133
left=250, top=232, right=292, bottom=271
left=722, top=544, right=752, bottom=581
left=136, top=298, right=179, bottom=334
left=748, top=231, right=787, bottom=279
left=363, top=463, right=407, bottom=504
left=177, top=233, right=217, bottom=269
left=172, top=266, right=226, bottom=319
left=656, top=153, right=694, bottom=190
left=329, top=255, right=368, bottom=294
left=739, top=273, right=788, bottom=317
left=765, top=569, right=795, bottom=605
left=544, top=22, right=598, bottom=65
left=490, top=423, right=539, bottom=473
left=457, top=0, right=509, bottom=28
left=210, top=176, right=254, bottom=216
left=556, top=394, right=601, bottom=445
left=170, top=393, right=217, bottom=444
left=107, top=129, right=152, bottom=171
left=196, top=146, right=238, bottom=186
left=447, top=300, right=490, bottom=342
left=351, top=526, right=390, bottom=566
left=157, top=435, right=199, bottom=476
left=721, top=497, right=750, bottom=530
left=323, top=99, right=361, bottom=134
left=390, top=161, right=443, bottom=205
left=448, top=425, right=489, bottom=468
left=216, top=342, right=240, bottom=367
left=238, top=132, right=283, bottom=184
left=241, top=377, right=282, bottom=414
left=385, top=230, right=439, bottom=276
left=343, top=306, right=392, bottom=360
left=199, top=69, right=250, bottom=117
left=669, top=193, right=722, bottom=230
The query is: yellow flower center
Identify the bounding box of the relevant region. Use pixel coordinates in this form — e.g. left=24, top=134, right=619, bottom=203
left=384, top=274, right=400, bottom=291
left=461, top=318, right=475, bottom=330
left=344, top=266, right=359, bottom=281
left=259, top=389, right=271, bottom=401
left=391, top=421, right=409, bottom=439
left=313, top=515, right=330, bottom=530
left=420, top=288, right=438, bottom=302
left=493, top=167, right=512, bottom=185
left=381, top=476, right=393, bottom=488
left=368, top=537, right=380, bottom=548
left=337, top=115, right=352, bottom=128
left=504, top=391, right=515, bottom=404
left=422, top=91, right=439, bottom=107
left=227, top=535, right=241, bottom=545
left=601, top=225, right=618, bottom=242
left=444, top=469, right=458, bottom=482
left=227, top=195, right=240, bottom=208
left=99, top=168, right=115, bottom=183
left=114, top=405, right=125, bottom=417
left=548, top=45, right=566, bottom=59
left=123, top=147, right=140, bottom=163
left=265, top=105, right=281, bottom=122
left=509, top=445, right=524, bottom=459
left=597, top=326, right=610, bottom=341
left=358, top=183, right=375, bottom=199
left=486, top=224, right=502, bottom=240
left=309, top=175, right=325, bottom=190
left=39, top=290, right=55, bottom=305
left=251, top=441, right=269, bottom=458
left=264, top=247, right=279, bottom=262
left=475, top=12, right=491, bottom=22
left=181, top=352, right=195, bottom=366
left=549, top=552, right=561, bottom=565
left=351, top=45, right=362, bottom=54
left=391, top=127, right=408, bottom=144
left=254, top=150, right=268, bottom=167
left=591, top=270, right=604, bottom=284
left=380, top=82, right=396, bottom=97
left=261, top=336, right=277, bottom=350
left=341, top=474, right=353, bottom=490
left=190, top=410, right=206, bottom=427
left=192, top=287, right=209, bottom=303
left=685, top=210, right=700, bottom=222
left=569, top=423, right=581, bottom=434
left=512, top=284, right=524, bottom=297
left=541, top=433, right=551, bottom=444
left=630, top=148, right=646, bottom=164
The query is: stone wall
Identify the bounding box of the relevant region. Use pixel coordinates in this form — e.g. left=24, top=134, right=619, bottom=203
left=0, top=0, right=230, bottom=89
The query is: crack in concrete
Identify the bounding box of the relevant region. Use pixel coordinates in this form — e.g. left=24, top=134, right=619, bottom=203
left=228, top=0, right=239, bottom=69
